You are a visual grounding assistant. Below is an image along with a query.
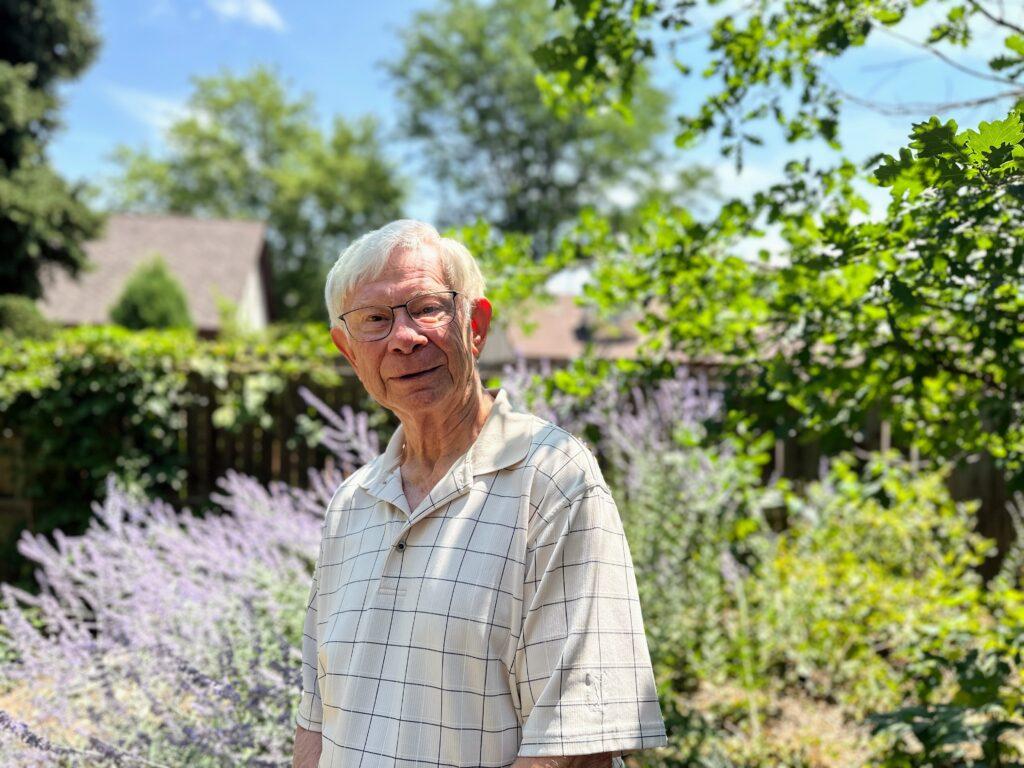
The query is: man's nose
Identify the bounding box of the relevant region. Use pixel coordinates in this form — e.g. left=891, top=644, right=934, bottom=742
left=387, top=307, right=427, bottom=353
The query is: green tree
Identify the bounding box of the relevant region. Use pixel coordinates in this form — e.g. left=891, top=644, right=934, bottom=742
left=555, top=111, right=1024, bottom=496
left=109, top=255, right=193, bottom=330
left=110, top=67, right=406, bottom=322
left=387, top=0, right=676, bottom=246
left=536, top=0, right=1024, bottom=165
left=0, top=0, right=104, bottom=298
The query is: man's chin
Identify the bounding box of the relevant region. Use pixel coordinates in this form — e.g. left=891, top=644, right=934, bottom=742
left=384, top=381, right=447, bottom=410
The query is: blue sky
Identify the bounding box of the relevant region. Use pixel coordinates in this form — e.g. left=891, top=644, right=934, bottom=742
left=49, top=0, right=1012, bottom=229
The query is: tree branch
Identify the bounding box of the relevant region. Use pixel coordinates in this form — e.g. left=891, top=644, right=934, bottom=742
left=828, top=78, right=1023, bottom=116
left=870, top=21, right=1019, bottom=86
left=966, top=0, right=1024, bottom=36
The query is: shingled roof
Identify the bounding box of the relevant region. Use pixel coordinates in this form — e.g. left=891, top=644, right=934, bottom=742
left=39, top=213, right=270, bottom=333
left=504, top=294, right=642, bottom=361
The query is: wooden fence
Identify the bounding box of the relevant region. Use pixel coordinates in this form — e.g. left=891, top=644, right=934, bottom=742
left=0, top=365, right=1015, bottom=578
left=174, top=374, right=368, bottom=508
left=0, top=372, right=367, bottom=545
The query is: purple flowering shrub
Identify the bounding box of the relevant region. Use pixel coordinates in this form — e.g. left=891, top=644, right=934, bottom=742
left=0, top=359, right=998, bottom=768
left=0, top=397, right=378, bottom=766
left=498, top=358, right=727, bottom=490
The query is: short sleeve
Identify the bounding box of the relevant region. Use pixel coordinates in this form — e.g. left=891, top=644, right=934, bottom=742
left=513, top=483, right=668, bottom=758
left=295, top=562, right=323, bottom=732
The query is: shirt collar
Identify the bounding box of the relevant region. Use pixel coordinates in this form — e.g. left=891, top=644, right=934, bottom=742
left=357, top=387, right=534, bottom=493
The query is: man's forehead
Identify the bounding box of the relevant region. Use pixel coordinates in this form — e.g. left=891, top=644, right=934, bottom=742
left=347, top=247, right=448, bottom=305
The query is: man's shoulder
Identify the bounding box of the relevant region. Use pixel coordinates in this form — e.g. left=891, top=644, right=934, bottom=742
left=520, top=413, right=608, bottom=509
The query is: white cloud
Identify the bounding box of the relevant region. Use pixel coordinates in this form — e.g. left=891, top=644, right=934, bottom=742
left=104, top=84, right=188, bottom=137
left=207, top=0, right=285, bottom=31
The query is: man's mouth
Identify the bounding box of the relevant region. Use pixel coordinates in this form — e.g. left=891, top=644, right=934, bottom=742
left=395, top=365, right=441, bottom=380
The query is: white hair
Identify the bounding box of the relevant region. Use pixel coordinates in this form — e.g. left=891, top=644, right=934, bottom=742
left=324, top=219, right=486, bottom=328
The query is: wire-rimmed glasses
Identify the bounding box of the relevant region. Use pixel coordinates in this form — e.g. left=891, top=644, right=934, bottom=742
left=338, top=290, right=460, bottom=342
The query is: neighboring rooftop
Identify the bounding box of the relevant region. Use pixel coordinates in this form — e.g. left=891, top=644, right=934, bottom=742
left=503, top=294, right=642, bottom=362
left=38, top=213, right=271, bottom=333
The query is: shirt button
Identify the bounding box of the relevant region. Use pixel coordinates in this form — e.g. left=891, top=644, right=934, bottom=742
left=396, top=540, right=406, bottom=550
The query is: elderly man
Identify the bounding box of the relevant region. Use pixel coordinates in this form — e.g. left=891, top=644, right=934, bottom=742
left=293, top=220, right=667, bottom=768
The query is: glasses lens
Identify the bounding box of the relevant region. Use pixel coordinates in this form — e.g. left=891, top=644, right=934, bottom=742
left=348, top=306, right=393, bottom=341
left=407, top=292, right=455, bottom=329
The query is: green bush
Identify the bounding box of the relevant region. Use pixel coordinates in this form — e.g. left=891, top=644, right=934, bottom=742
left=108, top=254, right=193, bottom=330
left=614, top=422, right=793, bottom=766
left=864, top=495, right=1024, bottom=766
left=749, top=453, right=994, bottom=718
left=621, top=428, right=776, bottom=692
left=619, top=439, right=999, bottom=766
left=0, top=295, right=54, bottom=339
left=868, top=640, right=1024, bottom=767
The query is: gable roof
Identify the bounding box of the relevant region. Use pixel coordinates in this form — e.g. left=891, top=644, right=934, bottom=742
left=485, top=294, right=726, bottom=368
left=504, top=294, right=642, bottom=361
left=38, top=213, right=268, bottom=332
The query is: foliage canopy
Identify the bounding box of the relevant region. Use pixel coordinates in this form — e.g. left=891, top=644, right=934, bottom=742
left=557, top=110, right=1024, bottom=492
left=535, top=0, right=1024, bottom=163
left=388, top=0, right=674, bottom=245
left=529, top=1, right=1024, bottom=495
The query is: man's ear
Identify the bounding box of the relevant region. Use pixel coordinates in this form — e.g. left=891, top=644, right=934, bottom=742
left=330, top=325, right=356, bottom=368
left=469, top=297, right=492, bottom=358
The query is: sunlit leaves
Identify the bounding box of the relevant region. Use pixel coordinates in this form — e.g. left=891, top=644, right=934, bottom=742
left=535, top=0, right=1013, bottom=162
left=990, top=34, right=1024, bottom=76
left=560, top=107, right=1024, bottom=489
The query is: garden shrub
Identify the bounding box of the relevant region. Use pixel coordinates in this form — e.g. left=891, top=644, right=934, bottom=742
left=108, top=254, right=193, bottom=330
left=0, top=295, right=54, bottom=339
left=505, top=362, right=1003, bottom=766
left=865, top=493, right=1024, bottom=766
left=611, top=445, right=997, bottom=766
left=868, top=639, right=1024, bottom=767
left=749, top=453, right=995, bottom=718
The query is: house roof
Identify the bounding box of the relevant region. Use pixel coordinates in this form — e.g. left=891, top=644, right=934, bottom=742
left=503, top=294, right=642, bottom=362
left=484, top=294, right=731, bottom=368
left=38, top=213, right=268, bottom=332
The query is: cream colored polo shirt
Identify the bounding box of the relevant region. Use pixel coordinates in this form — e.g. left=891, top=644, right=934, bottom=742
left=297, top=388, right=667, bottom=767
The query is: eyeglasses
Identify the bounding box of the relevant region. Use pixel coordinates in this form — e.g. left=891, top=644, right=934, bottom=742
left=338, top=290, right=460, bottom=342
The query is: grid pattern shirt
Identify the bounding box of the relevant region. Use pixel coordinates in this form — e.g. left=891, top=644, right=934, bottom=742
left=297, top=387, right=667, bottom=767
